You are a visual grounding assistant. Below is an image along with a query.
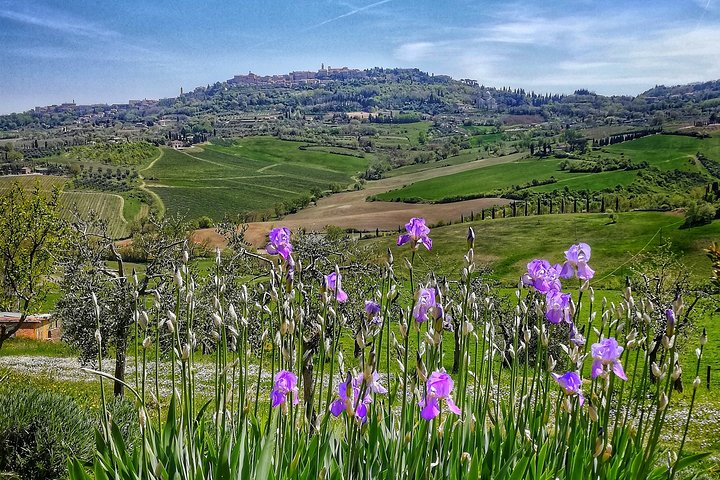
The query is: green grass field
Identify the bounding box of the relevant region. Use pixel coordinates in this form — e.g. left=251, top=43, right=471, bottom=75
left=376, top=135, right=720, bottom=202
left=383, top=149, right=488, bottom=178
left=144, top=137, right=369, bottom=220
left=602, top=134, right=720, bottom=171
left=460, top=125, right=504, bottom=147
left=372, top=211, right=720, bottom=289
left=376, top=157, right=563, bottom=201
left=372, top=121, right=431, bottom=148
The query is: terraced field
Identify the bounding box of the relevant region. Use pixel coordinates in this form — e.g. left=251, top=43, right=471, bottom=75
left=144, top=137, right=369, bottom=221
left=59, top=192, right=129, bottom=238
left=0, top=175, right=130, bottom=238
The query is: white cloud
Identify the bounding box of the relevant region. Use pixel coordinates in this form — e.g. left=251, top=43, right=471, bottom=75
left=392, top=12, right=720, bottom=95
left=394, top=41, right=437, bottom=62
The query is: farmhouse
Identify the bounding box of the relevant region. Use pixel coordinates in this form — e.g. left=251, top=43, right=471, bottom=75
left=0, top=312, right=61, bottom=341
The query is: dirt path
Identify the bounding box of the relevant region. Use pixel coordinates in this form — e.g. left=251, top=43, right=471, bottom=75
left=193, top=152, right=523, bottom=247
left=138, top=149, right=167, bottom=216
left=257, top=163, right=279, bottom=173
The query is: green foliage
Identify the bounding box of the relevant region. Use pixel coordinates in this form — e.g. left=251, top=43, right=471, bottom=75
left=559, top=158, right=647, bottom=173
left=68, top=237, right=711, bottom=479
left=696, top=153, right=720, bottom=179
left=196, top=215, right=214, bottom=229
left=0, top=381, right=136, bottom=480
left=0, top=182, right=65, bottom=347
left=0, top=383, right=94, bottom=479
left=0, top=377, right=138, bottom=480
left=683, top=201, right=716, bottom=228
left=68, top=142, right=158, bottom=166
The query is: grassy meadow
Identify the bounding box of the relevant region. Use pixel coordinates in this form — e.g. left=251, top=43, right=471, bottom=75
left=369, top=211, right=720, bottom=289
left=371, top=121, right=431, bottom=148
left=376, top=134, right=720, bottom=202
left=603, top=134, right=720, bottom=170
left=383, top=148, right=488, bottom=178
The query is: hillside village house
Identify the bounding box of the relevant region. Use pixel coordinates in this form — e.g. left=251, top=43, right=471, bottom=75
left=0, top=312, right=61, bottom=341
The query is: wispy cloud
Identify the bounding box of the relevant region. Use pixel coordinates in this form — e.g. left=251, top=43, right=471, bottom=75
left=0, top=3, right=179, bottom=72
left=304, top=0, right=393, bottom=31
left=0, top=8, right=118, bottom=39
left=394, top=41, right=441, bottom=62
left=393, top=8, right=720, bottom=95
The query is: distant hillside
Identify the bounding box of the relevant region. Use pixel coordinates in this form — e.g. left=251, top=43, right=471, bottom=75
left=1, top=67, right=719, bottom=132
left=639, top=80, right=720, bottom=101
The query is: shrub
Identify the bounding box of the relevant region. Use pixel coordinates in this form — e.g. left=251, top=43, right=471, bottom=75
left=196, top=216, right=214, bottom=229
left=683, top=201, right=716, bottom=227
left=0, top=381, right=138, bottom=480
left=0, top=382, right=95, bottom=479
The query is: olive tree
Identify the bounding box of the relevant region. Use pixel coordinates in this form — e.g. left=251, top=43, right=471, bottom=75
left=56, top=213, right=187, bottom=396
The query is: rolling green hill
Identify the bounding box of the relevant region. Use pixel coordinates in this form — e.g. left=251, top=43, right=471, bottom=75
left=376, top=134, right=720, bottom=203
left=144, top=136, right=369, bottom=221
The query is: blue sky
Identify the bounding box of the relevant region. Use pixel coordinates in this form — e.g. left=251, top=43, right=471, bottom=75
left=1, top=0, right=719, bottom=114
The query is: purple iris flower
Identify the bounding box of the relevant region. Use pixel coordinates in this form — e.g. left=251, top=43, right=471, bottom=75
left=545, top=290, right=572, bottom=324
left=569, top=322, right=586, bottom=347
left=364, top=371, right=388, bottom=395
left=560, top=243, right=595, bottom=281
left=591, top=337, right=627, bottom=381
left=413, top=287, right=443, bottom=323
left=552, top=371, right=585, bottom=406
left=324, top=272, right=348, bottom=303
left=665, top=308, right=675, bottom=336
left=419, top=370, right=461, bottom=420
left=266, top=227, right=293, bottom=261
left=270, top=370, right=300, bottom=408
left=522, top=259, right=562, bottom=294
left=330, top=372, right=386, bottom=422
left=397, top=217, right=432, bottom=251
left=364, top=300, right=382, bottom=325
